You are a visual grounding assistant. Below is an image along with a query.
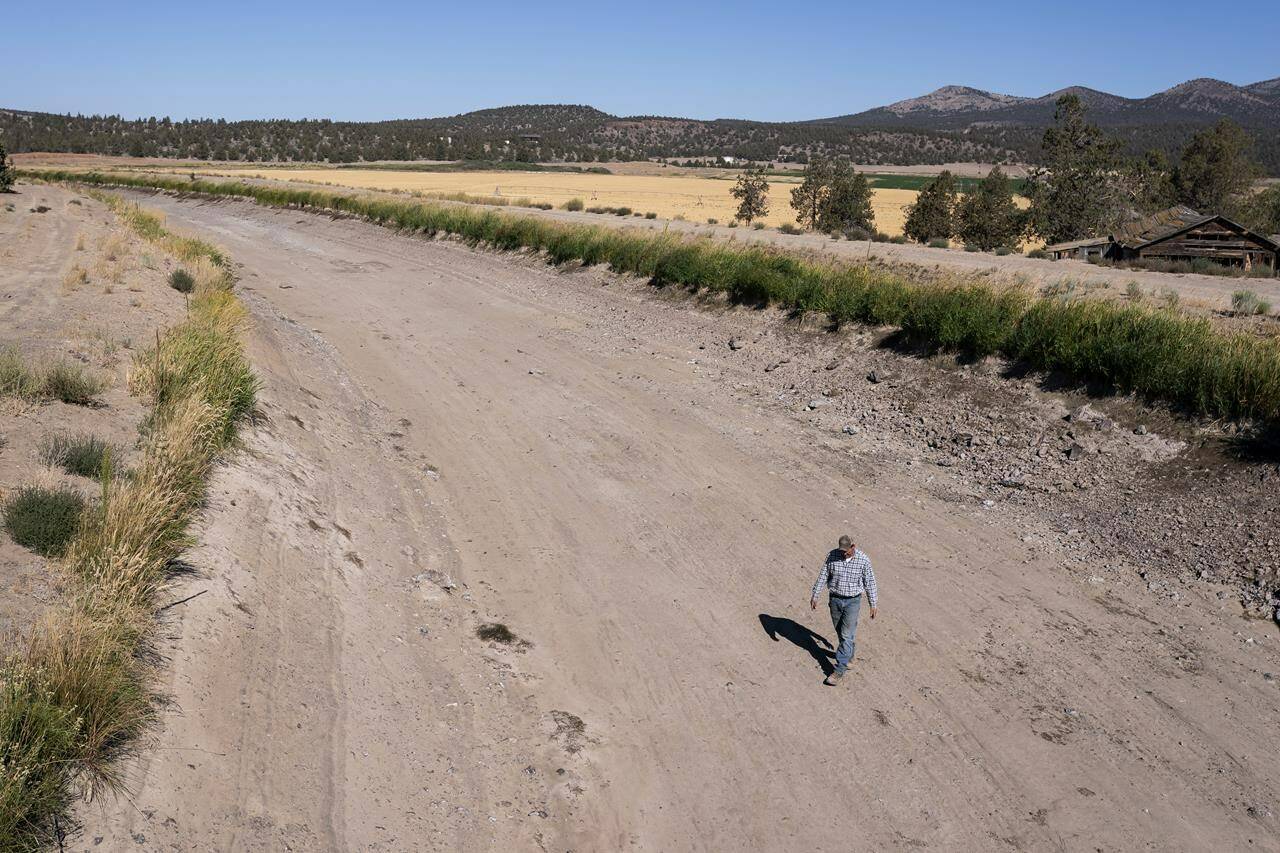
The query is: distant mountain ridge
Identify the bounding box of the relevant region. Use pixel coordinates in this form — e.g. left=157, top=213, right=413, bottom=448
left=3, top=76, right=1279, bottom=173
left=818, top=76, right=1280, bottom=129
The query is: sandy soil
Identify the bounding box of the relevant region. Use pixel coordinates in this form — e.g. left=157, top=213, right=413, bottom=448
left=60, top=191, right=1280, bottom=852
left=0, top=184, right=184, bottom=635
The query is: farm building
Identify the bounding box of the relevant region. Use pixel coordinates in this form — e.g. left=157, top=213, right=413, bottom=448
left=1044, top=236, right=1111, bottom=261
left=1045, top=206, right=1280, bottom=274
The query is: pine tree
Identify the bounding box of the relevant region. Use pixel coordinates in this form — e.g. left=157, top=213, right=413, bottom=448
left=818, top=160, right=875, bottom=234
left=957, top=167, right=1022, bottom=251
left=730, top=167, right=770, bottom=224
left=903, top=170, right=957, bottom=243
left=1174, top=119, right=1259, bottom=214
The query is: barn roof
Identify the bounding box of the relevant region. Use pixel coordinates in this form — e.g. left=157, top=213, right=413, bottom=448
left=1109, top=206, right=1280, bottom=252
left=1111, top=206, right=1207, bottom=248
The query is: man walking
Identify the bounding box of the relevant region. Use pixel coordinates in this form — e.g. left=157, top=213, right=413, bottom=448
left=810, top=534, right=878, bottom=686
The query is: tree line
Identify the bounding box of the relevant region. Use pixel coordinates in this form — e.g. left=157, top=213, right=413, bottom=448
left=0, top=107, right=1017, bottom=167
left=5, top=99, right=1279, bottom=176
left=729, top=156, right=1021, bottom=248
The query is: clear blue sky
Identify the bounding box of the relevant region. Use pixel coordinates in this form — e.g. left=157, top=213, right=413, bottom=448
left=9, top=0, right=1277, bottom=123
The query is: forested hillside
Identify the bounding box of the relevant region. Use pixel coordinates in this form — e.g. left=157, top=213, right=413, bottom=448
left=4, top=75, right=1278, bottom=172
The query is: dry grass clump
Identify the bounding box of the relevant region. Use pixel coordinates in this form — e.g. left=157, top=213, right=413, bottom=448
left=188, top=256, right=227, bottom=292
left=43, top=362, right=106, bottom=405
left=92, top=232, right=132, bottom=289
left=1232, top=289, right=1273, bottom=317
left=62, top=264, right=89, bottom=290
left=0, top=347, right=42, bottom=400
left=0, top=660, right=84, bottom=846
left=0, top=347, right=105, bottom=405
left=99, top=232, right=128, bottom=263
left=64, top=395, right=220, bottom=604
left=0, top=195, right=255, bottom=848
left=16, top=603, right=155, bottom=794
left=85, top=191, right=232, bottom=290
left=39, top=433, right=118, bottom=480
left=130, top=290, right=257, bottom=444
left=408, top=189, right=539, bottom=209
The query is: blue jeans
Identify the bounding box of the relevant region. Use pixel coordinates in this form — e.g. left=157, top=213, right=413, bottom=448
left=828, top=594, right=862, bottom=674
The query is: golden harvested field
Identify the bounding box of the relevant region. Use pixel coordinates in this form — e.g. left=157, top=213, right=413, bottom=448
left=150, top=166, right=920, bottom=234
left=18, top=154, right=1031, bottom=240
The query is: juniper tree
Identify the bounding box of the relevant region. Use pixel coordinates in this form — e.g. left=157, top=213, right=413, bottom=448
left=818, top=160, right=875, bottom=234
left=903, top=170, right=957, bottom=243
left=1024, top=94, right=1124, bottom=244
left=1239, top=184, right=1280, bottom=235
left=957, top=167, right=1022, bottom=251
left=1174, top=119, right=1259, bottom=214
left=0, top=143, right=12, bottom=193
left=730, top=167, right=770, bottom=224
left=1123, top=149, right=1178, bottom=214
left=790, top=156, right=832, bottom=230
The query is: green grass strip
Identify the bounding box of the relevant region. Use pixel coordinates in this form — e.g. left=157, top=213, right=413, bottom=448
left=22, top=169, right=1280, bottom=422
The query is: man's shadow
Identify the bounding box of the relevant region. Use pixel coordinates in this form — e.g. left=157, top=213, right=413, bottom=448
left=759, top=614, right=834, bottom=675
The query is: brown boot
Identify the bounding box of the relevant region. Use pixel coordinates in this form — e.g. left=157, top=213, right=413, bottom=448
left=823, top=671, right=844, bottom=686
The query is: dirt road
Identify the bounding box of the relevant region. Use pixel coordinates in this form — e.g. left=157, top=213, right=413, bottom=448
left=79, top=194, right=1280, bottom=852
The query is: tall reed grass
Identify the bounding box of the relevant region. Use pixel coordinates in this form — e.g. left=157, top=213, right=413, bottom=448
left=0, top=192, right=256, bottom=849
left=25, top=169, right=1280, bottom=422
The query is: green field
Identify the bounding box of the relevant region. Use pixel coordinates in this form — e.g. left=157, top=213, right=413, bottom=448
left=866, top=173, right=1027, bottom=193
left=713, top=170, right=1026, bottom=193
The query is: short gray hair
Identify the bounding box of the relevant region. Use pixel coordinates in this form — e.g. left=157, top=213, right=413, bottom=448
left=838, top=534, right=853, bottom=548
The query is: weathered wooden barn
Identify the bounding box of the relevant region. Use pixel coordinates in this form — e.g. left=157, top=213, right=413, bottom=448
left=1045, top=206, right=1280, bottom=274
left=1043, top=236, right=1111, bottom=261
left=1111, top=206, right=1279, bottom=271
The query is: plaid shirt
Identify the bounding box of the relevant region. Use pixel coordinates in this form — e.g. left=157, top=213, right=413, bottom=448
left=811, top=548, right=878, bottom=606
